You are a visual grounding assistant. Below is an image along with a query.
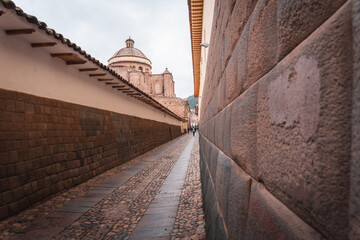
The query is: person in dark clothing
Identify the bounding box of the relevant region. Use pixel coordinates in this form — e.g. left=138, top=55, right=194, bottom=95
left=192, top=127, right=196, bottom=136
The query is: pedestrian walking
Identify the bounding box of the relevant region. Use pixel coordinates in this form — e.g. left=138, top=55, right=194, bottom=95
left=192, top=127, right=195, bottom=136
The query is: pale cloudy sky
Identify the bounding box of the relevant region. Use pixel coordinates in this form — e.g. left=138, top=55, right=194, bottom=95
left=14, top=0, right=194, bottom=98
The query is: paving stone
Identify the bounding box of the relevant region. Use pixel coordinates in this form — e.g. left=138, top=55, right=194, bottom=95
left=130, top=136, right=195, bottom=239
left=0, top=135, right=196, bottom=240
left=171, top=137, right=205, bottom=240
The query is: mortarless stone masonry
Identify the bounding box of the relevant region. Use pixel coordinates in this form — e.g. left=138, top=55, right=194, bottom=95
left=0, top=88, right=182, bottom=220
left=198, top=0, right=357, bottom=239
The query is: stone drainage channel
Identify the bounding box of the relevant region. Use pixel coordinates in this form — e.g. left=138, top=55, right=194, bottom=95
left=0, top=134, right=205, bottom=240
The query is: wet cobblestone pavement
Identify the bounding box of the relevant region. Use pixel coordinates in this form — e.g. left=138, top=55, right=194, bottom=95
left=0, top=134, right=205, bottom=240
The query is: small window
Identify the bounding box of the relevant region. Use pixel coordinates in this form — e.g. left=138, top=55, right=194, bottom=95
left=139, top=66, right=143, bottom=71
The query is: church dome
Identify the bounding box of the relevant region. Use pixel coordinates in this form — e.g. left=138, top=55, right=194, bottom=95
left=108, top=38, right=152, bottom=67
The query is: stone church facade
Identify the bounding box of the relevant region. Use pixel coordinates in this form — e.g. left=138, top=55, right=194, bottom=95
left=108, top=38, right=190, bottom=124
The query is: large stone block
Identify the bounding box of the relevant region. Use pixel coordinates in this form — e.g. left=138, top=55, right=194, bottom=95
left=203, top=161, right=228, bottom=240
left=222, top=102, right=233, bottom=157
left=214, top=110, right=225, bottom=151
left=215, top=213, right=228, bottom=240
left=208, top=143, right=219, bottom=182
left=202, top=162, right=211, bottom=208
left=350, top=0, right=360, bottom=239
left=230, top=82, right=258, bottom=178
left=245, top=182, right=322, bottom=240
left=277, top=0, right=346, bottom=60
left=247, top=0, right=278, bottom=85
left=256, top=3, right=353, bottom=238
left=224, top=0, right=256, bottom=70
left=225, top=20, right=251, bottom=108
left=207, top=117, right=215, bottom=144
left=217, top=75, right=226, bottom=113
left=214, top=152, right=232, bottom=218
left=225, top=161, right=252, bottom=240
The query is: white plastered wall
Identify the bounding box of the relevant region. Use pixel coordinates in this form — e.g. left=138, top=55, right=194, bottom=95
left=0, top=28, right=182, bottom=127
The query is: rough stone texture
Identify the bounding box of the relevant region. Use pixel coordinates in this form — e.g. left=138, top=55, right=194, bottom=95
left=199, top=138, right=228, bottom=240
left=224, top=160, right=251, bottom=240
left=230, top=83, right=258, bottom=178
left=277, top=0, right=346, bottom=60
left=200, top=0, right=355, bottom=239
left=245, top=183, right=323, bottom=240
left=256, top=4, right=353, bottom=238
left=267, top=55, right=321, bottom=141
left=247, top=0, right=278, bottom=86
left=222, top=103, right=233, bottom=157
left=350, top=0, right=360, bottom=239
left=214, top=152, right=232, bottom=218
left=224, top=0, right=256, bottom=70
left=0, top=88, right=182, bottom=220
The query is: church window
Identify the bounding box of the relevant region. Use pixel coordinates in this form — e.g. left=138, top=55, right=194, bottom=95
left=139, top=66, right=143, bottom=71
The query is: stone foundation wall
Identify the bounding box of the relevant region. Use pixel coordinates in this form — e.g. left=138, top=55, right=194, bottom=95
left=0, top=88, right=182, bottom=220
left=200, top=0, right=356, bottom=239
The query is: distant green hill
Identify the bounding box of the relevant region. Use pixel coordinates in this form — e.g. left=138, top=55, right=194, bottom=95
left=187, top=95, right=198, bottom=109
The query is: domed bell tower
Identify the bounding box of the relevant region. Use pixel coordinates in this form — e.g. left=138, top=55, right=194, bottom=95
left=126, top=37, right=134, bottom=48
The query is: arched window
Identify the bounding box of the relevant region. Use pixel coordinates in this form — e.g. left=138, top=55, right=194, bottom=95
left=139, top=66, right=143, bottom=71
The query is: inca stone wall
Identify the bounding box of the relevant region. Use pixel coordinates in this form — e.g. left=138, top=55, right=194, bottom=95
left=350, top=0, right=360, bottom=238
left=0, top=88, right=182, bottom=220
left=199, top=0, right=356, bottom=239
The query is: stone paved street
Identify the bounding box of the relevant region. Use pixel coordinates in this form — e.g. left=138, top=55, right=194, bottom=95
left=0, top=134, right=205, bottom=240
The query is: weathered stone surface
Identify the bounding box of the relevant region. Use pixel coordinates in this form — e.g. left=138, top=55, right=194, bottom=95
left=224, top=0, right=256, bottom=71
left=214, top=109, right=225, bottom=151
left=215, top=214, right=228, bottom=240
left=230, top=82, right=258, bottom=178
left=350, top=0, right=360, bottom=239
left=222, top=102, right=233, bottom=157
left=206, top=115, right=215, bottom=144
left=277, top=0, right=346, bottom=60
left=247, top=0, right=278, bottom=85
left=245, top=183, right=322, bottom=240
left=208, top=143, right=219, bottom=182
left=214, top=152, right=232, bottom=217
left=267, top=55, right=320, bottom=141
left=217, top=75, right=226, bottom=113
left=226, top=161, right=251, bottom=240
left=224, top=47, right=240, bottom=107
left=256, top=3, right=353, bottom=238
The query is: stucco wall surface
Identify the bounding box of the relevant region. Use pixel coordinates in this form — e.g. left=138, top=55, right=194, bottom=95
left=0, top=29, right=182, bottom=127
left=199, top=0, right=356, bottom=239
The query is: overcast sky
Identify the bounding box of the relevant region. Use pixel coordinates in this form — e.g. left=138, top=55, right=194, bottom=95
left=14, top=0, right=194, bottom=98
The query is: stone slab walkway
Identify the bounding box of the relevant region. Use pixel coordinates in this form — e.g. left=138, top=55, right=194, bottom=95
left=0, top=134, right=205, bottom=240
left=129, top=136, right=195, bottom=240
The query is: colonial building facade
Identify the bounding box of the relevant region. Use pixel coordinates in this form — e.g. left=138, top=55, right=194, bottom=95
left=108, top=38, right=190, bottom=125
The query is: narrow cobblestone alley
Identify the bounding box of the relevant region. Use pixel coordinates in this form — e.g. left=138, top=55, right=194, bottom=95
left=0, top=134, right=205, bottom=240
